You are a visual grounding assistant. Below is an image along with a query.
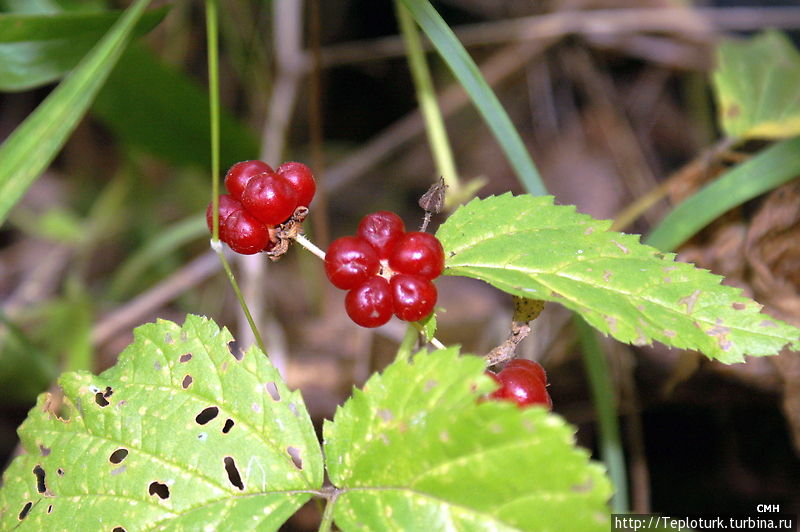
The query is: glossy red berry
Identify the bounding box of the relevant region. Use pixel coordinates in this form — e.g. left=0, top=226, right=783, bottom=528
left=206, top=194, right=242, bottom=233
left=388, top=231, right=445, bottom=280
left=490, top=367, right=551, bottom=409
left=221, top=210, right=270, bottom=255
left=390, top=273, right=437, bottom=322
left=505, top=359, right=547, bottom=386
left=277, top=162, right=316, bottom=208
left=357, top=211, right=405, bottom=260
left=224, top=160, right=273, bottom=201
left=241, top=173, right=298, bottom=225
left=325, top=236, right=380, bottom=290
left=345, top=277, right=393, bottom=328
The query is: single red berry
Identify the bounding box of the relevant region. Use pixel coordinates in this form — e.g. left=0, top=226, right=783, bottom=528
left=276, top=162, right=316, bottom=208
left=388, top=232, right=445, bottom=280
left=357, top=211, right=405, bottom=260
left=221, top=210, right=270, bottom=255
left=490, top=367, right=551, bottom=409
left=325, top=236, right=380, bottom=290
left=390, top=273, right=437, bottom=322
left=504, top=359, right=547, bottom=385
left=345, top=277, right=393, bottom=328
left=241, top=173, right=298, bottom=225
left=206, top=194, right=242, bottom=233
left=224, top=160, right=273, bottom=201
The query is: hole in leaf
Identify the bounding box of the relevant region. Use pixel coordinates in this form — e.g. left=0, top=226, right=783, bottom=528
left=265, top=382, right=280, bottom=401
left=148, top=481, right=170, bottom=499
left=227, top=340, right=243, bottom=361
left=112, top=528, right=126, bottom=532
left=195, top=406, right=219, bottom=425
left=33, top=465, right=46, bottom=493
left=288, top=402, right=299, bottom=417
left=109, top=448, right=129, bottom=464
left=38, top=444, right=51, bottom=456
left=57, top=468, right=64, bottom=476
left=179, top=353, right=192, bottom=363
left=95, top=393, right=110, bottom=407
left=222, top=419, right=234, bottom=434
left=164, top=333, right=174, bottom=344
left=181, top=375, right=193, bottom=389
left=18, top=501, right=32, bottom=521
left=224, top=456, right=244, bottom=490
left=47, top=504, right=53, bottom=514
left=287, top=447, right=303, bottom=470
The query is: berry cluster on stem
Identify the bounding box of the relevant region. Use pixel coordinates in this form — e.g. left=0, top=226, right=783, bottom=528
left=207, top=160, right=316, bottom=256
left=325, top=211, right=445, bottom=328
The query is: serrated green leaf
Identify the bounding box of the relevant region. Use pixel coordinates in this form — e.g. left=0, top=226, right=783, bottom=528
left=0, top=315, right=322, bottom=531
left=437, top=194, right=800, bottom=363
left=0, top=0, right=155, bottom=226
left=324, top=347, right=611, bottom=531
left=713, top=30, right=800, bottom=140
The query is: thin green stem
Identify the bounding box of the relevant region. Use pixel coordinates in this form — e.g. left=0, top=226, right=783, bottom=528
left=205, top=0, right=266, bottom=356
left=395, top=0, right=460, bottom=195
left=205, top=0, right=221, bottom=242
left=317, top=490, right=338, bottom=532
left=396, top=324, right=419, bottom=363
left=575, top=316, right=629, bottom=513
left=213, top=242, right=267, bottom=354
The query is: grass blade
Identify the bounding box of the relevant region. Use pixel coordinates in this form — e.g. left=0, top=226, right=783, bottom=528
left=0, top=0, right=153, bottom=225
left=400, top=0, right=547, bottom=196
left=646, top=137, right=800, bottom=251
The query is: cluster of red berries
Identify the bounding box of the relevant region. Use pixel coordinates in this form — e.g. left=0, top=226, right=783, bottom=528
left=324, top=211, right=445, bottom=328
left=485, top=359, right=552, bottom=409
left=206, top=160, right=316, bottom=255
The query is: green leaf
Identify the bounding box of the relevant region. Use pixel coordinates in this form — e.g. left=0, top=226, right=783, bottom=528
left=0, top=315, right=323, bottom=530
left=93, top=45, right=260, bottom=170
left=437, top=194, right=800, bottom=363
left=0, top=9, right=167, bottom=91
left=713, top=30, right=800, bottom=140
left=0, top=0, right=154, bottom=226
left=324, top=347, right=611, bottom=531
left=399, top=0, right=546, bottom=196
left=645, top=136, right=800, bottom=251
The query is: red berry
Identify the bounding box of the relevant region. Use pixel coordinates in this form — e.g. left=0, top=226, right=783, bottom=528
left=276, top=162, right=316, bottom=208
left=241, top=173, right=298, bottom=225
left=504, top=359, right=547, bottom=385
left=388, top=232, right=445, bottom=280
left=206, top=194, right=242, bottom=233
left=357, top=211, right=405, bottom=260
left=221, top=210, right=270, bottom=255
left=390, top=273, right=437, bottom=322
left=325, top=236, right=380, bottom=290
left=345, top=277, right=392, bottom=328
left=224, top=160, right=273, bottom=201
left=490, top=367, right=551, bottom=409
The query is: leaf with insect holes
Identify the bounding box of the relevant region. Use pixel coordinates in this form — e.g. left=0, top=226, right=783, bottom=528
left=437, top=194, right=800, bottom=363
left=713, top=30, right=800, bottom=140
left=0, top=315, right=322, bottom=531
left=324, top=347, right=611, bottom=531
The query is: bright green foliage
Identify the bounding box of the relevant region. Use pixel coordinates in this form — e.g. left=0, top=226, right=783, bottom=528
left=0, top=0, right=152, bottom=225
left=713, top=31, right=800, bottom=140
left=324, top=347, right=611, bottom=531
left=0, top=8, right=166, bottom=91
left=437, top=194, right=800, bottom=363
left=0, top=315, right=322, bottom=531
